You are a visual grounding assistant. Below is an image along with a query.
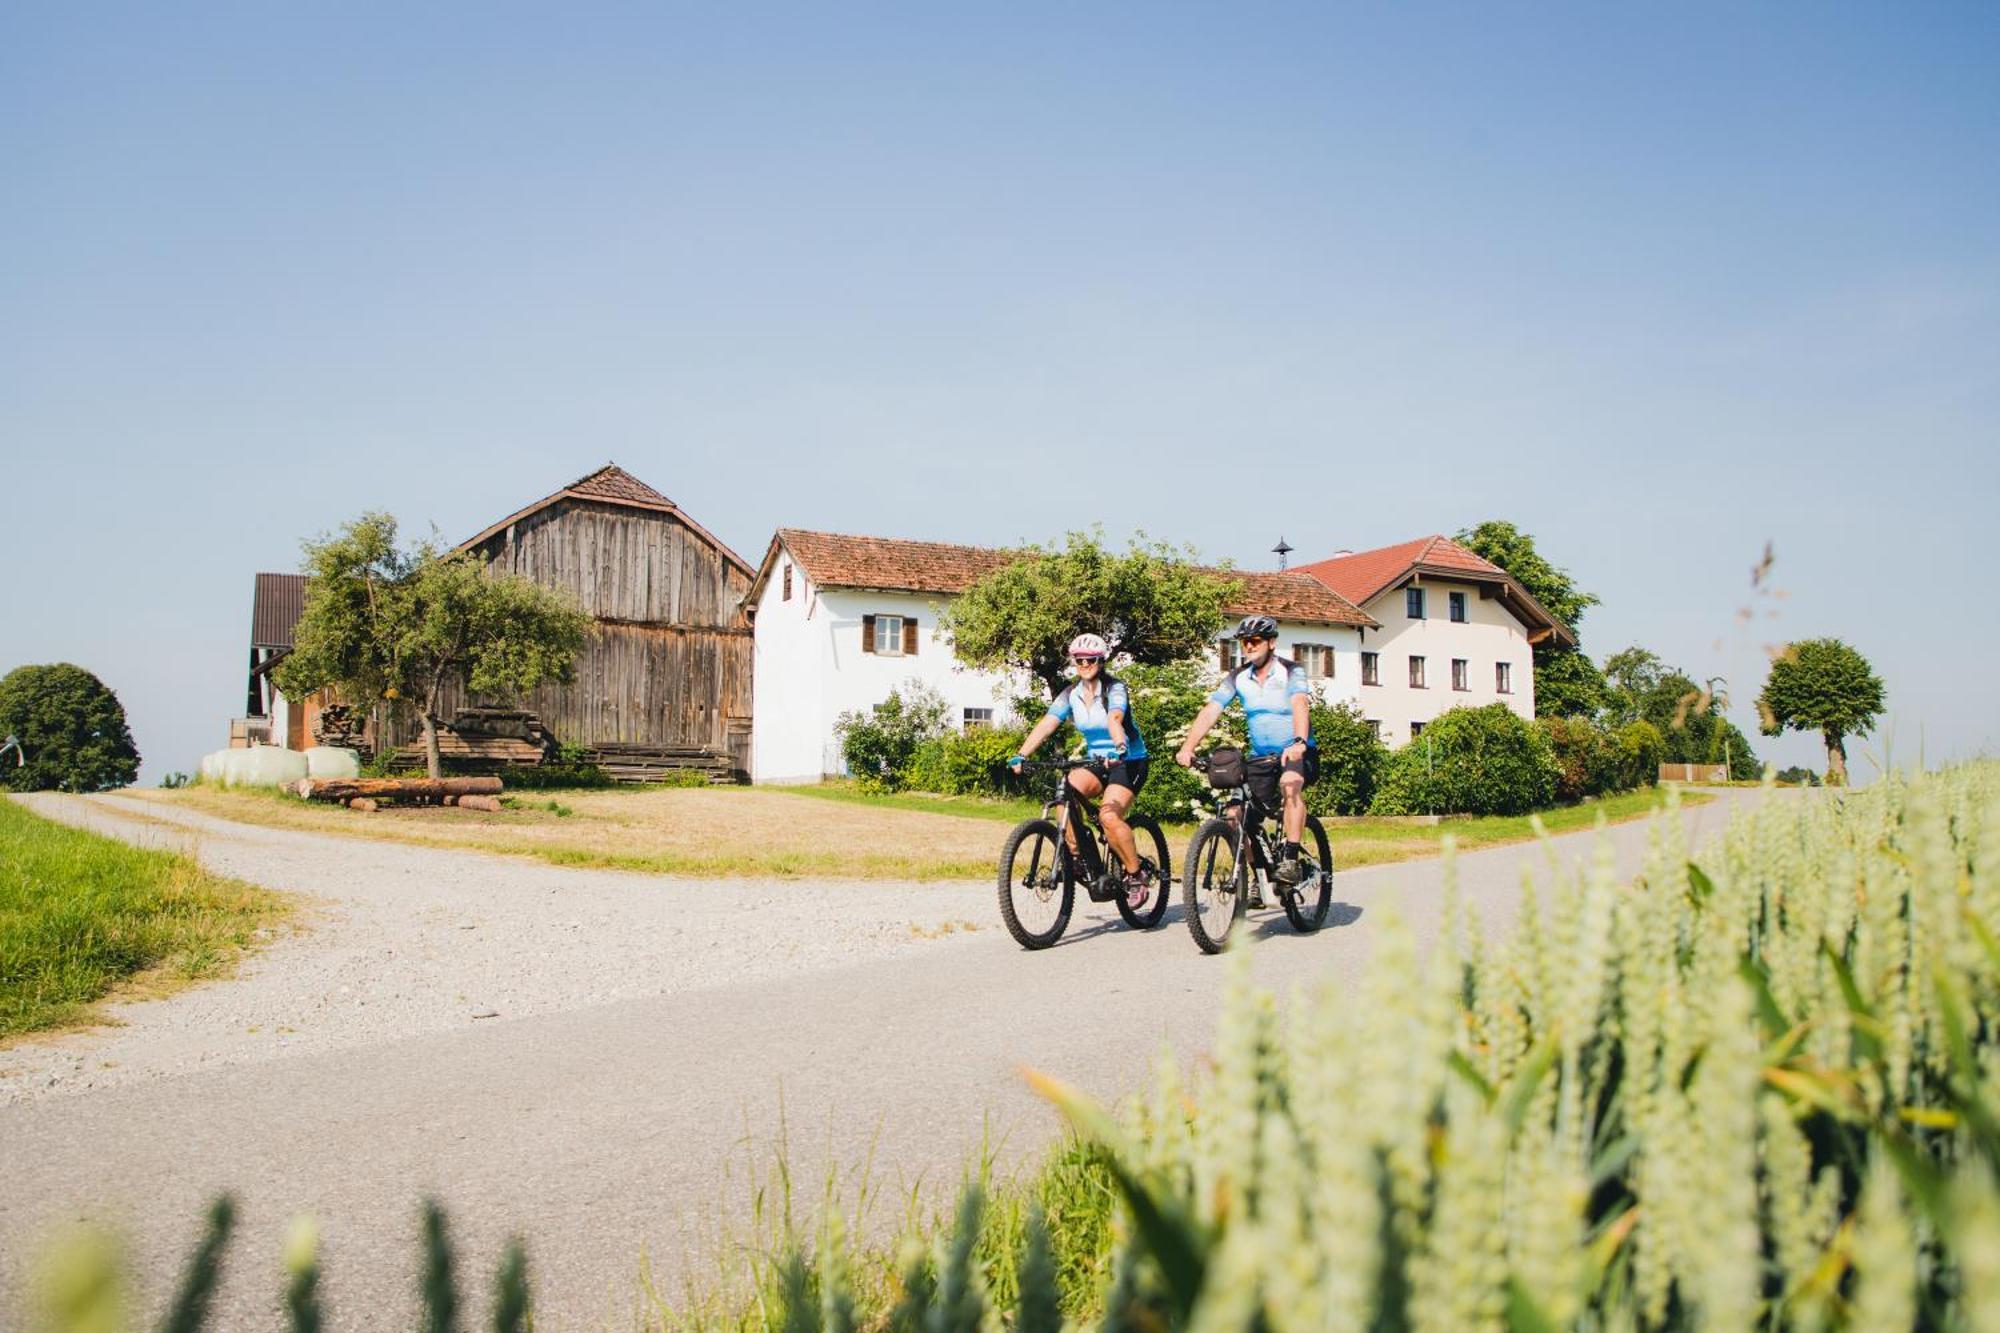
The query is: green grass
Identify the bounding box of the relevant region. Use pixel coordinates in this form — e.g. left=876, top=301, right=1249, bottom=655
left=775, top=780, right=1055, bottom=825
left=0, top=799, right=287, bottom=1040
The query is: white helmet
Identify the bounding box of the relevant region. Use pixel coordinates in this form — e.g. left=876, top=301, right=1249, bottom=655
left=1067, top=633, right=1109, bottom=660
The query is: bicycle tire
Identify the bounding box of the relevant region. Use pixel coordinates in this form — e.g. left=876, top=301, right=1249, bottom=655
left=1282, top=815, right=1334, bottom=933
left=1114, top=814, right=1173, bottom=930
left=1183, top=817, right=1245, bottom=955
left=997, top=819, right=1074, bottom=950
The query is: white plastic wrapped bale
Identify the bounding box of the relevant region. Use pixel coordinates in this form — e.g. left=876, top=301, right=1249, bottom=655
left=222, top=746, right=310, bottom=788
left=199, top=751, right=229, bottom=784
left=304, top=746, right=362, bottom=780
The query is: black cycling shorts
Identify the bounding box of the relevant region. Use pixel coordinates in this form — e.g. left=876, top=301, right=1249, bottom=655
left=1095, top=758, right=1150, bottom=797
left=1245, top=750, right=1317, bottom=808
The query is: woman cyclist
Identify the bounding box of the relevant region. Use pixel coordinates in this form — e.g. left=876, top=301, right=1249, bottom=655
left=1007, top=634, right=1154, bottom=906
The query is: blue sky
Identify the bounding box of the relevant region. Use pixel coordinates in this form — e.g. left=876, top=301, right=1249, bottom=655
left=3, top=3, right=1994, bottom=783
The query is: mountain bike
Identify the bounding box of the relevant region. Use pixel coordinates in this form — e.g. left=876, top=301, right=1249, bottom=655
left=997, top=759, right=1172, bottom=950
left=1182, top=748, right=1333, bottom=954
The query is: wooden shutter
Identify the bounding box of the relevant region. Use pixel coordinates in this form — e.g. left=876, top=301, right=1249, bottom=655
left=1218, top=641, right=1230, bottom=670
left=862, top=614, right=877, bottom=654
left=904, top=617, right=918, bottom=655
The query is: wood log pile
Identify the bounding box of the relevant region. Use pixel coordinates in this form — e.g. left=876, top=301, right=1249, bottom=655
left=580, top=743, right=736, bottom=784
left=292, top=776, right=505, bottom=812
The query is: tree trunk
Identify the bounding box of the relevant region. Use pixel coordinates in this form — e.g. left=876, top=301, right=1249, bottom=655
left=421, top=712, right=443, bottom=781
left=295, top=776, right=502, bottom=802
left=1824, top=731, right=1848, bottom=787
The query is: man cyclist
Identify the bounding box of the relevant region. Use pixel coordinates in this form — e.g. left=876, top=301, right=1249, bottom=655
left=1175, top=614, right=1317, bottom=896
left=1008, top=634, right=1154, bottom=907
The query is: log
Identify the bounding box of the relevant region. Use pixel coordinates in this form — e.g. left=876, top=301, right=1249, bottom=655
left=295, top=776, right=502, bottom=803
left=347, top=797, right=379, bottom=813
left=455, top=795, right=502, bottom=813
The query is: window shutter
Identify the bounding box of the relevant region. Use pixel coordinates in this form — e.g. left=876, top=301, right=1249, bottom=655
left=862, top=614, right=877, bottom=654
left=1218, top=641, right=1230, bottom=670
left=904, top=617, right=918, bottom=655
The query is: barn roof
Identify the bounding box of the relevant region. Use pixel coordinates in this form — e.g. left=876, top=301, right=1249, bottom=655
left=250, top=572, right=306, bottom=649
left=1292, top=535, right=1575, bottom=646
left=458, top=464, right=753, bottom=576
left=749, top=530, right=1375, bottom=629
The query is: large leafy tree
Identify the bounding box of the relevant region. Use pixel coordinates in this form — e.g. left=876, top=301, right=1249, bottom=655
left=940, top=531, right=1238, bottom=697
left=1757, top=637, right=1885, bottom=787
left=274, top=513, right=591, bottom=778
left=1455, top=520, right=1603, bottom=717
left=0, top=663, right=142, bottom=792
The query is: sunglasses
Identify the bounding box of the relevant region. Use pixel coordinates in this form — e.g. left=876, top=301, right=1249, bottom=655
left=1071, top=654, right=1104, bottom=665
left=1240, top=636, right=1271, bottom=647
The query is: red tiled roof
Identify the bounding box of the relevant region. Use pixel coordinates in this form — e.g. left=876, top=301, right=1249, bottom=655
left=1293, top=535, right=1574, bottom=644
left=458, top=464, right=752, bottom=575
left=250, top=572, right=306, bottom=649
left=758, top=531, right=1374, bottom=628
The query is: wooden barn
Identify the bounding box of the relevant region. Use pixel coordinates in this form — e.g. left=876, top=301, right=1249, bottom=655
left=380, top=464, right=756, bottom=780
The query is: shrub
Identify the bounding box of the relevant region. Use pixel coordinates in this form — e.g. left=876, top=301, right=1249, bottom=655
left=160, top=771, right=192, bottom=789
left=905, top=725, right=1032, bottom=798
left=1120, top=660, right=1239, bottom=823
left=503, top=744, right=616, bottom=790
left=833, top=680, right=952, bottom=790
left=1305, top=698, right=1386, bottom=816
left=0, top=663, right=141, bottom=792
left=1370, top=703, right=1558, bottom=815
left=1615, top=718, right=1665, bottom=789
left=1538, top=715, right=1622, bottom=803
left=1775, top=764, right=1821, bottom=786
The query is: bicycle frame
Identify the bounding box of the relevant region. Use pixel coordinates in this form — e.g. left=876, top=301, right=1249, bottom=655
left=1026, top=760, right=1119, bottom=898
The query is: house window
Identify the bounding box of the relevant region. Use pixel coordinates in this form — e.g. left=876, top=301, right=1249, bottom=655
left=1497, top=661, right=1513, bottom=694
left=1362, top=652, right=1380, bottom=686
left=1410, top=720, right=1426, bottom=738
left=865, top=613, right=911, bottom=656
left=1452, top=658, right=1469, bottom=691
left=1406, top=587, right=1426, bottom=619
left=1449, top=591, right=1467, bottom=623
left=1366, top=719, right=1382, bottom=740
left=1219, top=638, right=1246, bottom=671
left=782, top=563, right=793, bottom=601
left=1409, top=655, right=1426, bottom=689
left=1294, top=644, right=1335, bottom=679
left=963, top=708, right=994, bottom=730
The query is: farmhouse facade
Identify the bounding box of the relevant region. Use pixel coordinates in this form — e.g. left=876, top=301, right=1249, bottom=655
left=1293, top=535, right=1573, bottom=746
left=743, top=530, right=1376, bottom=784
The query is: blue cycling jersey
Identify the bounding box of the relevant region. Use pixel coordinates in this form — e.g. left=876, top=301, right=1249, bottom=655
left=1046, top=677, right=1148, bottom=761
left=1209, top=656, right=1313, bottom=756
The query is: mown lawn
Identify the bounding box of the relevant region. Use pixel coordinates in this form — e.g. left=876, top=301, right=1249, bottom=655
left=145, top=778, right=1706, bottom=881
left=0, top=799, right=287, bottom=1040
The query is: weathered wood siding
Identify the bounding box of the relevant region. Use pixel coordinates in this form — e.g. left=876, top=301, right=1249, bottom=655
left=385, top=498, right=754, bottom=768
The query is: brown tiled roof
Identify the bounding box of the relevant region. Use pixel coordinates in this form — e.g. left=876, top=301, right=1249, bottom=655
left=458, top=464, right=752, bottom=575
left=1293, top=535, right=1575, bottom=645
left=250, top=572, right=306, bottom=649
left=759, top=530, right=1374, bottom=628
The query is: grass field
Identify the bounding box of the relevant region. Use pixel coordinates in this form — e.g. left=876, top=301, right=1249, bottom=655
left=0, top=799, right=287, bottom=1041
left=143, top=779, right=1707, bottom=879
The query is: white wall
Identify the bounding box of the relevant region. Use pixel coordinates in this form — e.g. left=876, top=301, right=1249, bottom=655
left=750, top=549, right=832, bottom=783
left=1348, top=579, right=1536, bottom=746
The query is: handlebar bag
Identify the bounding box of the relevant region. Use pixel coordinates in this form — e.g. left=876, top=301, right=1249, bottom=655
left=1206, top=747, right=1247, bottom=788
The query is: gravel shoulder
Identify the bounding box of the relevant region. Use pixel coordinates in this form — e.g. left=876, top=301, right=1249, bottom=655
left=1, top=792, right=993, bottom=1104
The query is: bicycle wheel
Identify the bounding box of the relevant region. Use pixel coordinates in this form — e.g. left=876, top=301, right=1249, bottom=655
left=1114, top=814, right=1172, bottom=930
left=1184, top=818, right=1245, bottom=955
left=1282, top=815, right=1334, bottom=933
left=998, top=819, right=1074, bottom=950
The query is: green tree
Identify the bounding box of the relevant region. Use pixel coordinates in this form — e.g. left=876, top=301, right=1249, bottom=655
left=0, top=663, right=141, bottom=792
left=940, top=531, right=1238, bottom=697
left=273, top=514, right=591, bottom=779
left=1600, top=645, right=1760, bottom=779
left=1756, top=637, right=1885, bottom=787
left=1455, top=520, right=1602, bottom=717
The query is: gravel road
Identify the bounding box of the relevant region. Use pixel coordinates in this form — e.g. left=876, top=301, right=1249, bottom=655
left=1, top=787, right=1774, bottom=1330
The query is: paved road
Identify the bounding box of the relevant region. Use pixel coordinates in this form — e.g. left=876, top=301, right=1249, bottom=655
left=0, top=789, right=1769, bottom=1329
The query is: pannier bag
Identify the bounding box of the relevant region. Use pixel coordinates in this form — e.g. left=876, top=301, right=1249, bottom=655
left=1206, top=747, right=1248, bottom=788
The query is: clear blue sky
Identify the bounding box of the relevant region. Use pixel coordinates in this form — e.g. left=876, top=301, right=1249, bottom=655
left=4, top=3, right=1994, bottom=783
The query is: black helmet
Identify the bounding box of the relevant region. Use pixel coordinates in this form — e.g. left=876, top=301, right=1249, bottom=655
left=1234, top=614, right=1278, bottom=640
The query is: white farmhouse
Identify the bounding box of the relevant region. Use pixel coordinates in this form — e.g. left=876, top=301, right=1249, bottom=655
left=744, top=530, right=1376, bottom=783
left=1292, top=535, right=1575, bottom=747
